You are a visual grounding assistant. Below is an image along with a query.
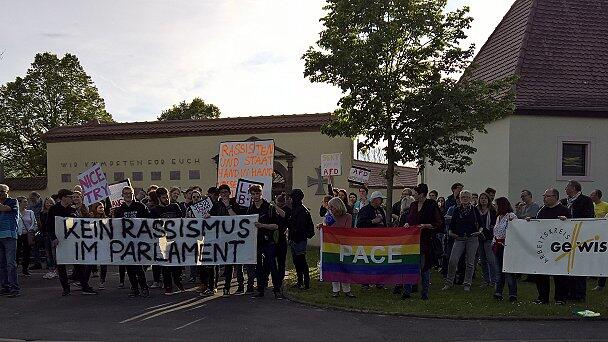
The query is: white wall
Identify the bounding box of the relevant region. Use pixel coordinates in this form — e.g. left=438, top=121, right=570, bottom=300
left=423, top=117, right=511, bottom=199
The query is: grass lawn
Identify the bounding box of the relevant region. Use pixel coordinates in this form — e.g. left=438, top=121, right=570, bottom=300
left=283, top=247, right=608, bottom=319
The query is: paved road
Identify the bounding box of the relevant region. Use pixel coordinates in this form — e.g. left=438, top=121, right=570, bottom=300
left=1, top=269, right=607, bottom=341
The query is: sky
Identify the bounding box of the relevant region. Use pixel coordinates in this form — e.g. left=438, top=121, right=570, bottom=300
left=0, top=0, right=515, bottom=123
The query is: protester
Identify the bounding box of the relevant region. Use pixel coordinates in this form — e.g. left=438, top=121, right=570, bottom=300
left=187, top=189, right=203, bottom=283
left=352, top=186, right=369, bottom=224
left=356, top=191, right=387, bottom=228
left=71, top=191, right=89, bottom=218
left=247, top=185, right=283, bottom=298
left=40, top=197, right=58, bottom=279
left=348, top=192, right=357, bottom=209
left=114, top=185, right=150, bottom=298
left=402, top=184, right=441, bottom=300
left=392, top=188, right=412, bottom=225
left=437, top=197, right=446, bottom=215
left=288, top=188, right=314, bottom=292
left=319, top=197, right=355, bottom=298
left=207, top=186, right=220, bottom=204
left=515, top=190, right=540, bottom=219
left=485, top=188, right=497, bottom=204
left=445, top=183, right=463, bottom=211
left=337, top=189, right=353, bottom=214
left=319, top=195, right=332, bottom=218
left=90, top=202, right=108, bottom=289
left=16, top=196, right=37, bottom=277
left=531, top=188, right=569, bottom=304
left=27, top=192, right=43, bottom=270
left=398, top=193, right=415, bottom=227
left=274, top=194, right=291, bottom=296
left=492, top=197, right=517, bottom=302
left=169, top=186, right=186, bottom=216
left=0, top=184, right=20, bottom=297
left=151, top=187, right=185, bottom=295
left=428, top=190, right=438, bottom=201
left=560, top=180, right=594, bottom=302
left=590, top=189, right=608, bottom=291
left=476, top=192, right=497, bottom=287
left=208, top=184, right=244, bottom=297
left=442, top=190, right=482, bottom=292
left=471, top=193, right=479, bottom=206
left=49, top=189, right=97, bottom=295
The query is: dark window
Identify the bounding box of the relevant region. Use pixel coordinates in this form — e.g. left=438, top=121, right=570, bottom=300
left=151, top=171, right=162, bottom=181
left=61, top=174, right=71, bottom=183
left=189, top=170, right=200, bottom=180
left=114, top=172, right=125, bottom=182
left=562, top=143, right=587, bottom=176
left=170, top=171, right=180, bottom=181
left=132, top=172, right=143, bottom=181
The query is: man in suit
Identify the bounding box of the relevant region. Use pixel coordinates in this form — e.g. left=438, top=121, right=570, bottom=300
left=560, top=180, right=595, bottom=301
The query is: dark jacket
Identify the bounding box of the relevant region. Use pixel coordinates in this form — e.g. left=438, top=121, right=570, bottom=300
left=449, top=205, right=483, bottom=238
left=288, top=204, right=313, bottom=243
left=151, top=203, right=183, bottom=219
left=560, top=194, right=595, bottom=219
left=356, top=204, right=387, bottom=228
left=407, top=199, right=442, bottom=271
left=47, top=202, right=77, bottom=241
left=114, top=201, right=150, bottom=219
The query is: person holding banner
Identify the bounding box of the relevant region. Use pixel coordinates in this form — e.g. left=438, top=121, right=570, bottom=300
left=356, top=191, right=387, bottom=228
left=322, top=197, right=355, bottom=298
left=288, top=189, right=314, bottom=292
left=151, top=187, right=185, bottom=295
left=492, top=197, right=518, bottom=302
left=530, top=188, right=570, bottom=305
left=114, top=186, right=150, bottom=298
left=247, top=185, right=284, bottom=299
left=274, top=194, right=291, bottom=293
left=48, top=189, right=97, bottom=296
left=402, top=184, right=441, bottom=300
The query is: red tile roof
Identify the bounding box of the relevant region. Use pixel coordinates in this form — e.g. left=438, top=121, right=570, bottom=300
left=468, top=0, right=608, bottom=115
left=3, top=177, right=47, bottom=191
left=351, top=160, right=418, bottom=189
left=42, top=113, right=333, bottom=142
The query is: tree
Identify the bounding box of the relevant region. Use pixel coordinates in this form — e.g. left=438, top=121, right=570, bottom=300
left=303, top=0, right=515, bottom=209
left=157, top=97, right=221, bottom=121
left=0, top=52, right=112, bottom=177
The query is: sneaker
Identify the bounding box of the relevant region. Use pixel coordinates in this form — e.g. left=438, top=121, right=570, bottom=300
left=345, top=292, right=356, bottom=298
left=7, top=291, right=20, bottom=298
left=71, top=281, right=82, bottom=288
left=141, top=288, right=150, bottom=298
left=42, top=272, right=54, bottom=279
left=189, top=277, right=196, bottom=283
left=118, top=282, right=125, bottom=289
left=533, top=299, right=548, bottom=305
left=99, top=282, right=105, bottom=290
left=441, top=285, right=451, bottom=291
left=331, top=291, right=340, bottom=298
left=150, top=282, right=161, bottom=289
left=48, top=271, right=58, bottom=279
left=82, top=288, right=98, bottom=295
left=592, top=286, right=604, bottom=291
left=463, top=285, right=471, bottom=292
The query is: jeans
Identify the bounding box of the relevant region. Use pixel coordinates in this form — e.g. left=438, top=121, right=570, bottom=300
left=494, top=244, right=517, bottom=298
left=536, top=274, right=568, bottom=303
left=43, top=234, right=56, bottom=269
left=446, top=236, right=479, bottom=286
left=257, top=241, right=281, bottom=294
left=0, top=237, right=19, bottom=292
left=223, top=265, right=244, bottom=291
left=404, top=253, right=430, bottom=298
left=17, top=234, right=30, bottom=273
left=478, top=240, right=497, bottom=284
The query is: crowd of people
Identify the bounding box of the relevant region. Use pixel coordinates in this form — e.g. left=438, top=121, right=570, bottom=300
left=0, top=178, right=606, bottom=306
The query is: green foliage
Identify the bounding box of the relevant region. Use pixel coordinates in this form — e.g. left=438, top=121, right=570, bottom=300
left=157, top=97, right=221, bottom=121
left=303, top=0, right=515, bottom=207
left=0, top=52, right=112, bottom=177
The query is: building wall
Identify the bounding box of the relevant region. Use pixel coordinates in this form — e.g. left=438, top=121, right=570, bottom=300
left=508, top=115, right=608, bottom=203
left=422, top=117, right=511, bottom=199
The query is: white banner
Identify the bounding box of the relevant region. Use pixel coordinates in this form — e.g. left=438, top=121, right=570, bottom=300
left=78, top=163, right=110, bottom=206
left=54, top=215, right=258, bottom=265
left=321, top=153, right=342, bottom=176
left=348, top=166, right=371, bottom=185
left=108, top=179, right=131, bottom=209
left=504, top=218, right=608, bottom=276
left=217, top=139, right=274, bottom=201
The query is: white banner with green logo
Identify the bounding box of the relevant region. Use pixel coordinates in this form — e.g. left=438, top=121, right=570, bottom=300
left=504, top=219, right=608, bottom=276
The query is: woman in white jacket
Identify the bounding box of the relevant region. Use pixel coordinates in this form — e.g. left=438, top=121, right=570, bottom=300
left=16, top=196, right=37, bottom=276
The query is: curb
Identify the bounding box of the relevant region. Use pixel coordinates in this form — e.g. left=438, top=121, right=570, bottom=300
left=283, top=292, right=608, bottom=322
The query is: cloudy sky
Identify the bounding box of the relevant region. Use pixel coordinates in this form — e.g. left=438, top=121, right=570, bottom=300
left=0, top=0, right=514, bottom=122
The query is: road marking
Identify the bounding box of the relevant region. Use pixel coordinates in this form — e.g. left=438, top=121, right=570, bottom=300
left=174, top=317, right=205, bottom=331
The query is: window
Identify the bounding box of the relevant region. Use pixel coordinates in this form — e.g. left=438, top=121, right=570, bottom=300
left=170, top=171, right=180, bottom=180
left=557, top=138, right=592, bottom=181
left=189, top=170, right=200, bottom=180
left=132, top=172, right=143, bottom=181
left=114, top=172, right=125, bottom=182
left=61, top=174, right=71, bottom=183
left=151, top=171, right=162, bottom=181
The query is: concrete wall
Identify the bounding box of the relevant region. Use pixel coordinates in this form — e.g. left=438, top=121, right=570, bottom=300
left=422, top=117, right=511, bottom=199
left=508, top=115, right=608, bottom=202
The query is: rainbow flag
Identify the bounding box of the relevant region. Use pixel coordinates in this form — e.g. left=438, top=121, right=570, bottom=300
left=320, top=227, right=421, bottom=284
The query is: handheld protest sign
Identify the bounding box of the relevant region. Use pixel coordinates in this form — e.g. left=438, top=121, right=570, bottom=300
left=217, top=139, right=274, bottom=201
left=235, top=178, right=265, bottom=207
left=190, top=197, right=214, bottom=218
left=108, top=179, right=131, bottom=209
left=321, top=153, right=342, bottom=177
left=348, top=166, right=371, bottom=185
left=78, top=163, right=110, bottom=206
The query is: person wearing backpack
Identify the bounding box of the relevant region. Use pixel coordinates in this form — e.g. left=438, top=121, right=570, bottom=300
left=288, top=188, right=314, bottom=290
left=247, top=185, right=283, bottom=299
